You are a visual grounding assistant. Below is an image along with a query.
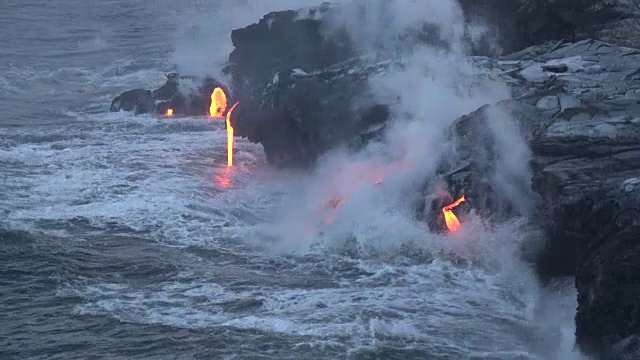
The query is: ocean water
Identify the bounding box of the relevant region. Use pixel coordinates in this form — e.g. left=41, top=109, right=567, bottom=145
left=1, top=1, right=586, bottom=359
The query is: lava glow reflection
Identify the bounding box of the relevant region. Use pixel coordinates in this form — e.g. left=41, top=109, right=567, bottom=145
left=215, top=170, right=232, bottom=189
left=442, top=195, right=465, bottom=232
left=210, top=87, right=227, bottom=118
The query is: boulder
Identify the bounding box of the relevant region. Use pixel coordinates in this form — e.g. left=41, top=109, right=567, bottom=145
left=109, top=88, right=154, bottom=115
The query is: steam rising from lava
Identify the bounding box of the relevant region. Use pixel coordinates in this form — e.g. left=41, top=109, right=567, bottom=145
left=256, top=0, right=514, bottom=250
left=170, top=1, right=586, bottom=356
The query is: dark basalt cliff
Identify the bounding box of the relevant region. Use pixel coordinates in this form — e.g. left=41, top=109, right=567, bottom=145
left=106, top=1, right=640, bottom=357
left=226, top=2, right=640, bottom=358
left=425, top=39, right=640, bottom=357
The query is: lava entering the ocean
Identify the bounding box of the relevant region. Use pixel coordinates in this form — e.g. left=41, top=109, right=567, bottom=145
left=442, top=195, right=465, bottom=232
left=226, top=102, right=239, bottom=167
left=210, top=87, right=228, bottom=118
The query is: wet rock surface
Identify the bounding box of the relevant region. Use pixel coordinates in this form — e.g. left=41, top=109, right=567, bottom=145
left=228, top=4, right=356, bottom=101
left=515, top=0, right=640, bottom=50
left=574, top=179, right=640, bottom=357
left=233, top=60, right=394, bottom=168
left=104, top=2, right=640, bottom=357
left=436, top=38, right=640, bottom=357
left=227, top=12, right=640, bottom=357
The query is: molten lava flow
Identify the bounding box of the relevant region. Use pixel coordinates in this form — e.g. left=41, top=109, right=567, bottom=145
left=210, top=87, right=227, bottom=117
left=166, top=108, right=174, bottom=117
left=226, top=102, right=239, bottom=167
left=442, top=195, right=465, bottom=232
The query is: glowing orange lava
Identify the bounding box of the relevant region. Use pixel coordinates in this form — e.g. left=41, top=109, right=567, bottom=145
left=166, top=108, right=174, bottom=117
left=210, top=87, right=227, bottom=118
left=442, top=195, right=465, bottom=232
left=226, top=102, right=239, bottom=167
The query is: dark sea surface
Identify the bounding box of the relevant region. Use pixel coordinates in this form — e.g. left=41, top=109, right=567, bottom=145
left=1, top=1, right=585, bottom=359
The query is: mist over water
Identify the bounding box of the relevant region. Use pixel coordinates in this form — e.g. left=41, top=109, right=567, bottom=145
left=231, top=1, right=586, bottom=358
left=0, top=0, right=588, bottom=359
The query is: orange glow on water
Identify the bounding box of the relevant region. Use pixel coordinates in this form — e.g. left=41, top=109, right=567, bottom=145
left=215, top=169, right=233, bottom=189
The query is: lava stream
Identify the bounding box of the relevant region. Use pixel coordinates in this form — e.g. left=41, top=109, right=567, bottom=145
left=442, top=195, right=465, bottom=232
left=226, top=102, right=239, bottom=167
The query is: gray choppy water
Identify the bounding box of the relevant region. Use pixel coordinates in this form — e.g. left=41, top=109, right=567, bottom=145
left=1, top=1, right=585, bottom=359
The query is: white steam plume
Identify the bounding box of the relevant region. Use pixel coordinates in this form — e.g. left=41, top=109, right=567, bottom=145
left=224, top=1, right=585, bottom=357
left=259, top=0, right=511, bottom=254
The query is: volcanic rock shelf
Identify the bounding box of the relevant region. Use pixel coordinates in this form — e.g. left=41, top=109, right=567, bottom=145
left=228, top=7, right=640, bottom=358
left=440, top=38, right=640, bottom=357
left=235, top=60, right=394, bottom=167
left=107, top=2, right=640, bottom=357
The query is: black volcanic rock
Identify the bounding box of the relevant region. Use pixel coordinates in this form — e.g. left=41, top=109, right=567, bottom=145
left=104, top=1, right=640, bottom=358
left=233, top=60, right=394, bottom=167
left=226, top=2, right=640, bottom=358
left=574, top=179, right=640, bottom=356
left=228, top=4, right=356, bottom=99
left=226, top=0, right=640, bottom=168
left=459, top=0, right=640, bottom=54
left=516, top=0, right=640, bottom=50
left=226, top=2, right=521, bottom=167
left=428, top=38, right=640, bottom=357
left=110, top=88, right=154, bottom=115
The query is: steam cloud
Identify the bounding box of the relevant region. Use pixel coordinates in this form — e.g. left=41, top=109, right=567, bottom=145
left=261, top=0, right=516, bottom=254
left=173, top=0, right=534, bottom=259
left=172, top=1, right=586, bottom=358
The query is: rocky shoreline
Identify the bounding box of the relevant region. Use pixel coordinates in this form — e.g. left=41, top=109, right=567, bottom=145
left=225, top=2, right=640, bottom=358
left=108, top=1, right=640, bottom=357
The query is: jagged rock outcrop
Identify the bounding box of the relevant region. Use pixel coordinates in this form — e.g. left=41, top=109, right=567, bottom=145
left=573, top=179, right=640, bottom=357
left=427, top=38, right=640, bottom=357
left=516, top=0, right=640, bottom=50
left=458, top=0, right=640, bottom=54
left=227, top=0, right=640, bottom=168
left=228, top=3, right=640, bottom=358
left=228, top=4, right=355, bottom=99
left=106, top=4, right=640, bottom=356
left=233, top=60, right=394, bottom=167
left=226, top=2, right=514, bottom=167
